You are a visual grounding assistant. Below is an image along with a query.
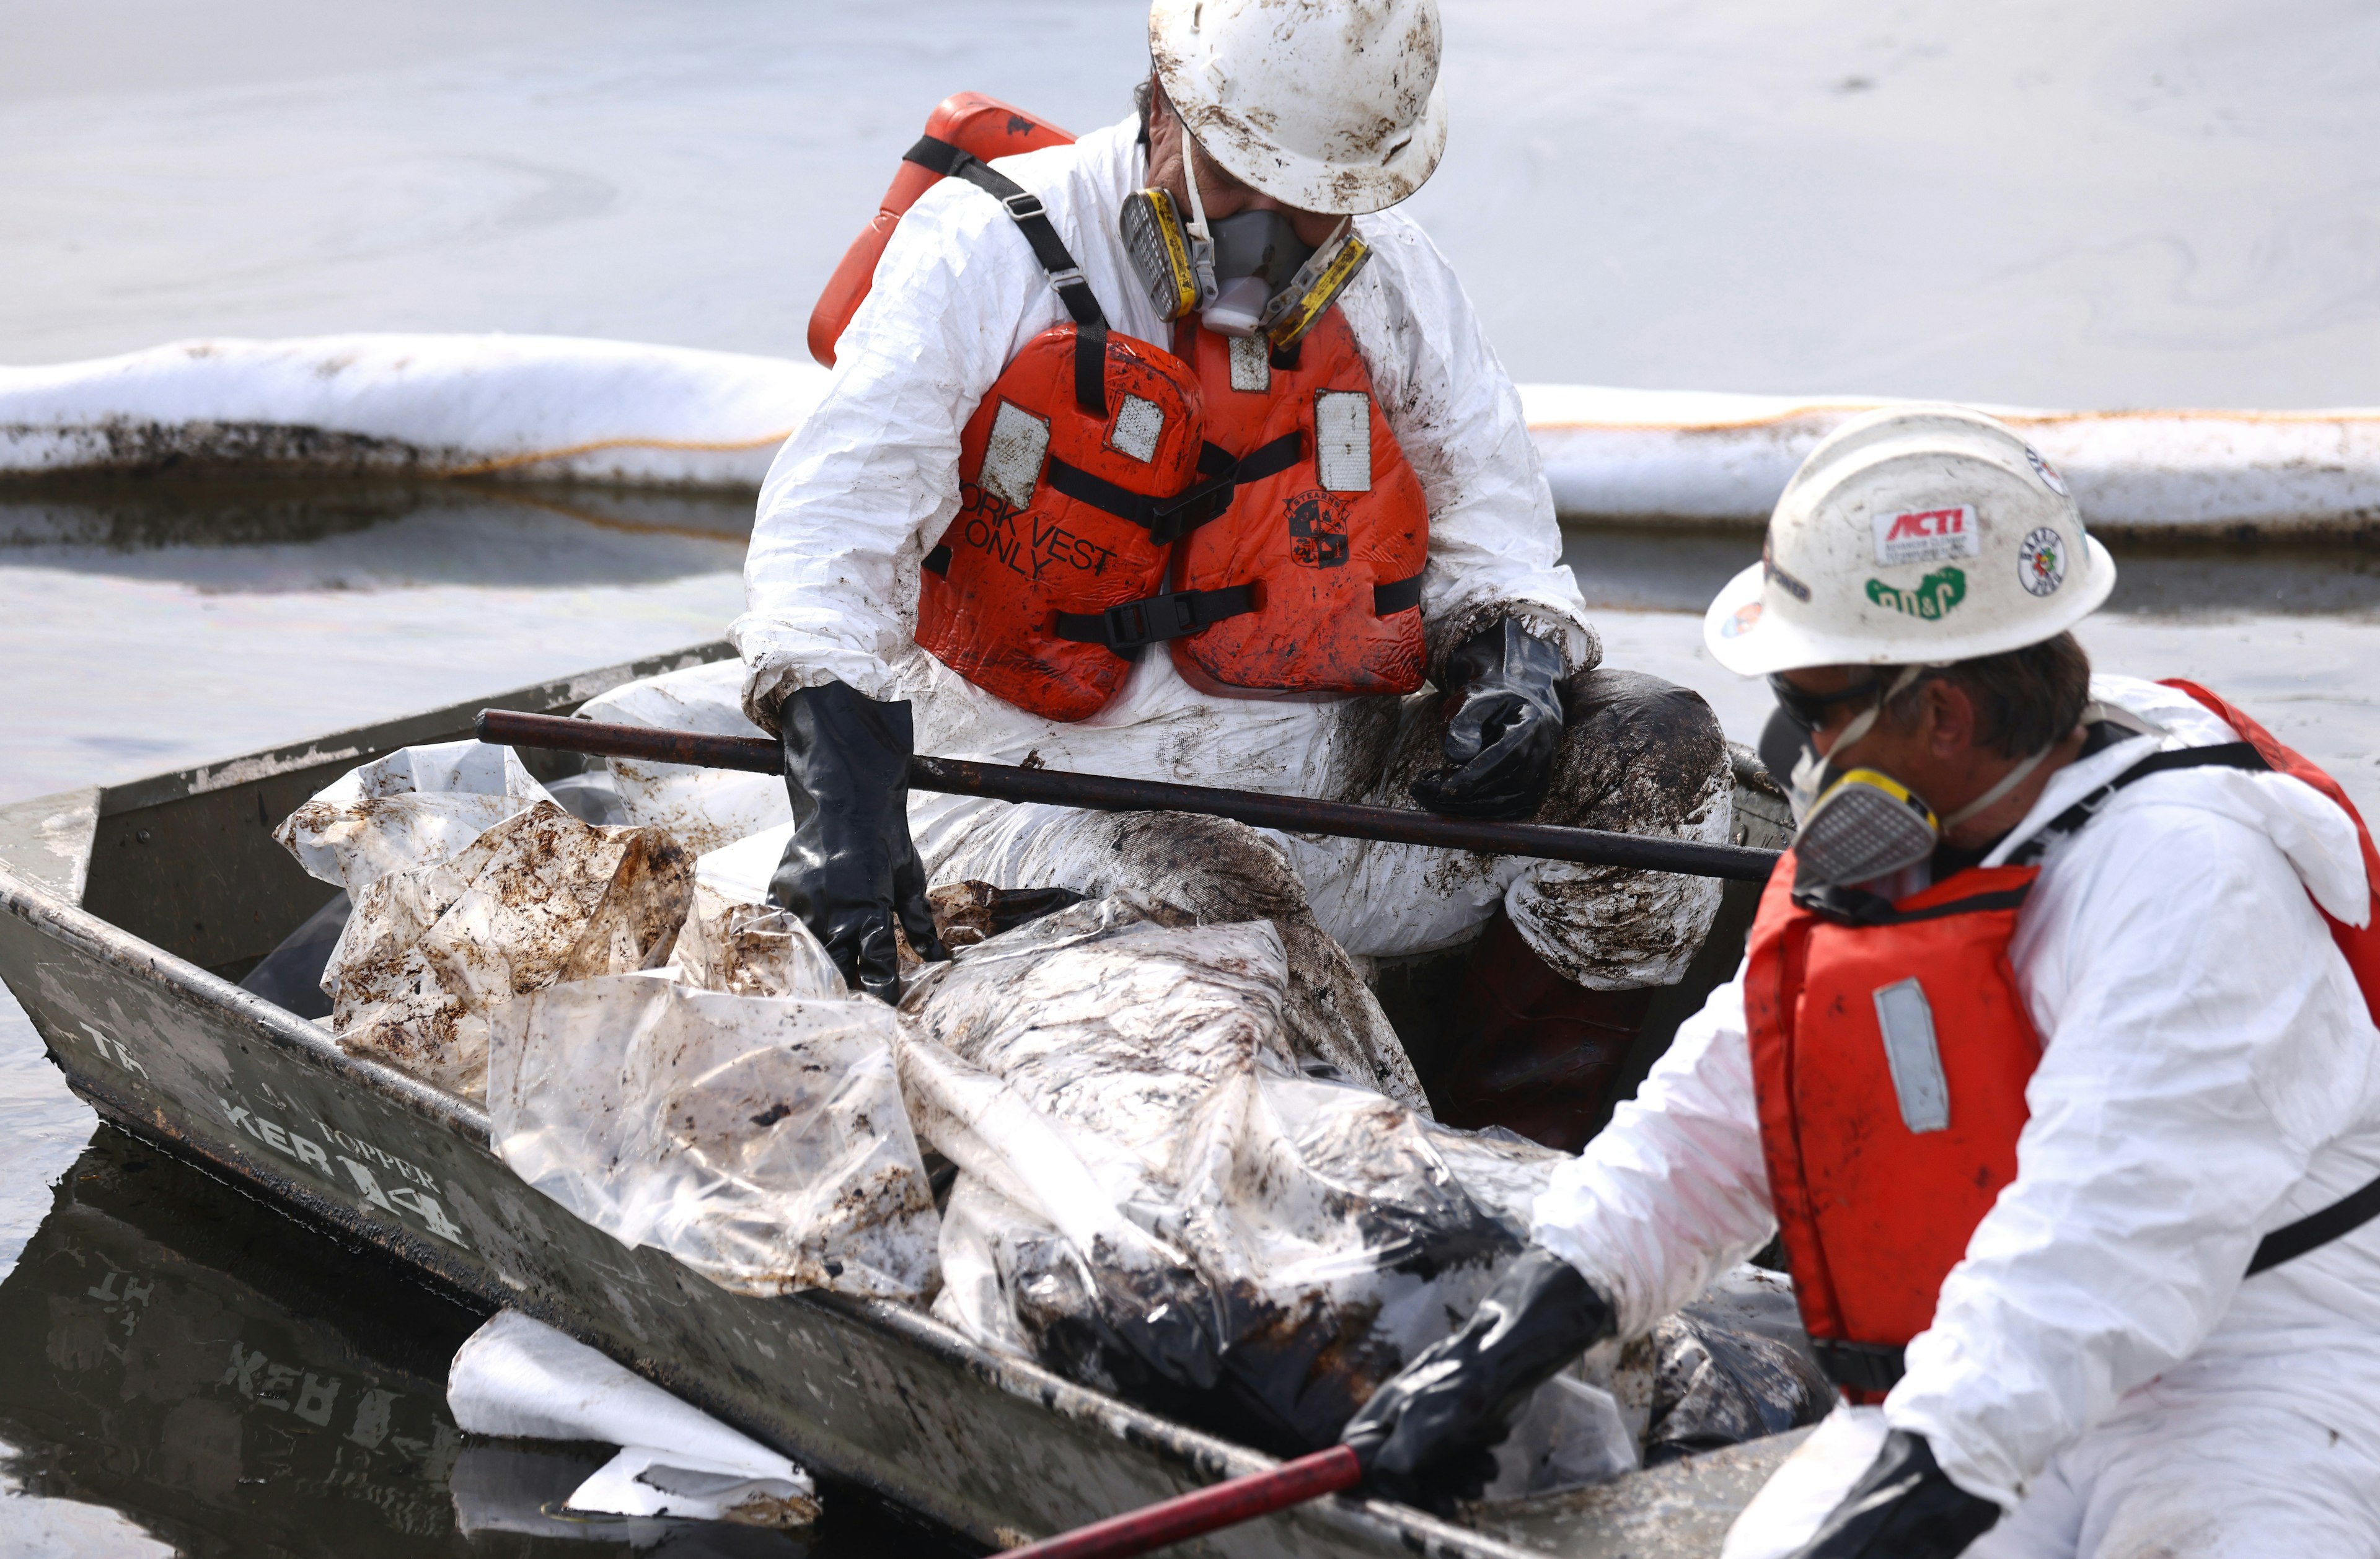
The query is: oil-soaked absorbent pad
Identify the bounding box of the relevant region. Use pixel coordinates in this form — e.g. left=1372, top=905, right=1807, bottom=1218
left=448, top=1309, right=819, bottom=1529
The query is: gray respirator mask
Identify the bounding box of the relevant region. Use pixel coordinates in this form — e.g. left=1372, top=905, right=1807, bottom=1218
left=1771, top=667, right=2057, bottom=898
left=1119, top=128, right=1371, bottom=348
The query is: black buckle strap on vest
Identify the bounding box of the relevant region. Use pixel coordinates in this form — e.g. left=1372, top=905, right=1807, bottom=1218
left=1042, top=431, right=1308, bottom=545
left=912, top=136, right=1110, bottom=418
left=1373, top=572, right=1424, bottom=617
left=1811, top=1339, right=1906, bottom=1394
left=1797, top=878, right=2037, bottom=928
left=1053, top=586, right=1259, bottom=656
left=2006, top=741, right=2270, bottom=867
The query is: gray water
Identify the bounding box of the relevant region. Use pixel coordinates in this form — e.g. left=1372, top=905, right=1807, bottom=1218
left=2, top=483, right=2376, bottom=1555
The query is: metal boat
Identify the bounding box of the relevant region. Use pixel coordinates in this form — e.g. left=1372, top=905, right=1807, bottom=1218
left=0, top=641, right=1800, bottom=1558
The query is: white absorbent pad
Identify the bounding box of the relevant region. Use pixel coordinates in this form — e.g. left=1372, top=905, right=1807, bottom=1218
left=447, top=1309, right=818, bottom=1527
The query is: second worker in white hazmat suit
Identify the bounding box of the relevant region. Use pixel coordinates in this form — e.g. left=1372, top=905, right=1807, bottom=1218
left=1339, top=407, right=2380, bottom=1557
left=656, top=0, right=1739, bottom=1136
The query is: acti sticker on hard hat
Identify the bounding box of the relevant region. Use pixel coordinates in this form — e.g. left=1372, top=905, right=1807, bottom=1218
left=2018, top=528, right=2066, bottom=596
left=1721, top=602, right=1764, bottom=638
left=1872, top=504, right=1980, bottom=568
left=1866, top=566, right=1967, bottom=621
left=2025, top=446, right=2069, bottom=497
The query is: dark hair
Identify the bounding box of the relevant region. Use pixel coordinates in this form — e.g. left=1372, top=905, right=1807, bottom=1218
left=1884, top=631, right=2092, bottom=757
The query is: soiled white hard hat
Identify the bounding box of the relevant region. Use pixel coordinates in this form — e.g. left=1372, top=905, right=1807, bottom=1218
left=1704, top=405, right=2117, bottom=675
left=1148, top=0, right=1449, bottom=216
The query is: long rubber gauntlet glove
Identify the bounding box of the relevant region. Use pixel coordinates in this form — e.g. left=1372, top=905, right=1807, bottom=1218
left=1411, top=620, right=1567, bottom=820
left=766, top=682, right=947, bottom=1003
left=1341, top=1246, right=1616, bottom=1511
left=1787, top=1430, right=2003, bottom=1559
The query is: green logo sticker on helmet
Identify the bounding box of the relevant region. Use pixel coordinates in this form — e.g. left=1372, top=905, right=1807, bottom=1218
left=2018, top=527, right=2066, bottom=596
left=1866, top=566, right=1967, bottom=621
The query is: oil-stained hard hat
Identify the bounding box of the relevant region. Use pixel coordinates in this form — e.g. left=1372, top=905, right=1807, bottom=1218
left=1148, top=0, right=1449, bottom=215
left=1704, top=405, right=2117, bottom=676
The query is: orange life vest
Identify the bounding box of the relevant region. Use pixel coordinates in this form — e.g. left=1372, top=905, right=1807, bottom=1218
left=1166, top=315, right=1429, bottom=698
left=1745, top=683, right=2380, bottom=1399
left=820, top=98, right=1431, bottom=722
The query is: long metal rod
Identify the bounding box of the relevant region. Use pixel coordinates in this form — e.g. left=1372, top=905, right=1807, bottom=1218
left=1002, top=1444, right=1362, bottom=1559
left=475, top=709, right=1782, bottom=882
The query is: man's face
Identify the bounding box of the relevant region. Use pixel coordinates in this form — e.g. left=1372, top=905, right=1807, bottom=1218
left=1144, top=78, right=1342, bottom=249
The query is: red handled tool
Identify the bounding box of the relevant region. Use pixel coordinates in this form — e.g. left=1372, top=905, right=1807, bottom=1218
left=1003, top=1444, right=1362, bottom=1559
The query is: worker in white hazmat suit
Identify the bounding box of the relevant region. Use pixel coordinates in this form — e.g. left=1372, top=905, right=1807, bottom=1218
left=688, top=0, right=1734, bottom=1132
left=1341, top=406, right=2380, bottom=1557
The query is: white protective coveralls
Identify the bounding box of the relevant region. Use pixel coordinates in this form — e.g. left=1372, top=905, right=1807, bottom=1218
left=1530, top=675, right=2380, bottom=1558
left=597, top=110, right=1734, bottom=1100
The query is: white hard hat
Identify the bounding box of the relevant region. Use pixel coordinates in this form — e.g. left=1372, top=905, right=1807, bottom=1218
left=1148, top=0, right=1448, bottom=216
left=1703, top=405, right=2117, bottom=675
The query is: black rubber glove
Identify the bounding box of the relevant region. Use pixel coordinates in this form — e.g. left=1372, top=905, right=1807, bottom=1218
left=765, top=682, right=947, bottom=1003
left=1340, top=1246, right=1616, bottom=1511
left=1787, top=1429, right=2003, bottom=1559
left=1410, top=620, right=1567, bottom=819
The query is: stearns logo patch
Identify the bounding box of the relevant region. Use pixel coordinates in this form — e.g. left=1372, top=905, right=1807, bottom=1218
left=1285, top=489, right=1351, bottom=568
left=1872, top=504, right=1980, bottom=567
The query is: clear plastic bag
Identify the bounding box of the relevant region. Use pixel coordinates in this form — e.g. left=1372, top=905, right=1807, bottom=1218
left=897, top=897, right=1589, bottom=1459
left=276, top=741, right=692, bottom=1097
left=489, top=970, right=938, bottom=1301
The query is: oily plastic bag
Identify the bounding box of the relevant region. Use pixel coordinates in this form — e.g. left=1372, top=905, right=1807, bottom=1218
left=488, top=964, right=938, bottom=1302
left=276, top=741, right=692, bottom=1099
left=897, top=896, right=1605, bottom=1464
left=575, top=660, right=791, bottom=858
left=277, top=738, right=557, bottom=897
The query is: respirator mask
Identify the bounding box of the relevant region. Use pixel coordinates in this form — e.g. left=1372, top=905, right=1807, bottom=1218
left=1771, top=667, right=2055, bottom=898
left=1119, top=130, right=1371, bottom=348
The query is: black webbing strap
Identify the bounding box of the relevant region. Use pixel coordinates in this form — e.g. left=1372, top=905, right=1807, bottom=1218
left=1373, top=573, right=1424, bottom=616
left=1054, top=586, right=1258, bottom=655
left=1043, top=431, right=1306, bottom=544
left=1810, top=1339, right=1905, bottom=1395
left=2249, top=1174, right=2380, bottom=1274
left=922, top=544, right=951, bottom=576
left=1815, top=1166, right=2380, bottom=1394
left=1796, top=879, right=2037, bottom=928
left=907, top=134, right=1108, bottom=417
left=2006, top=742, right=2269, bottom=866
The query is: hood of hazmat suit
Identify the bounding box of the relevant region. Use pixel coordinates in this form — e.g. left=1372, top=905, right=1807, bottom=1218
left=1529, top=675, right=2380, bottom=1539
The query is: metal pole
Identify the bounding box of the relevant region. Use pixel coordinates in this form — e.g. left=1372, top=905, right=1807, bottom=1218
left=475, top=709, right=1781, bottom=882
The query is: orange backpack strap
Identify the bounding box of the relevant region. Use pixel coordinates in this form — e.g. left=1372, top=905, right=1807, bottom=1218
left=807, top=94, right=1073, bottom=366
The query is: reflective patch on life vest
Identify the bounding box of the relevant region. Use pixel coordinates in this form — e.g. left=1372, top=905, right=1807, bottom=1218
left=1315, top=391, right=1373, bottom=493
left=981, top=400, right=1051, bottom=511
left=1872, top=978, right=1950, bottom=1133
left=1108, top=394, right=1166, bottom=463
left=1228, top=334, right=1271, bottom=393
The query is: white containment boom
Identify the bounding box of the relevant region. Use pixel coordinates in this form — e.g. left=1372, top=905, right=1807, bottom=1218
left=4, top=334, right=2376, bottom=537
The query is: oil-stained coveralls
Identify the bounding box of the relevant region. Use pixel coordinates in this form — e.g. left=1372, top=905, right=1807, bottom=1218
left=674, top=113, right=1735, bottom=1108
left=1530, top=676, right=2380, bottom=1556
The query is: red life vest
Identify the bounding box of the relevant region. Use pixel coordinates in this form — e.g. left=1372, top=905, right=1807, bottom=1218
left=825, top=98, right=1430, bottom=722
left=1745, top=684, right=2380, bottom=1400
